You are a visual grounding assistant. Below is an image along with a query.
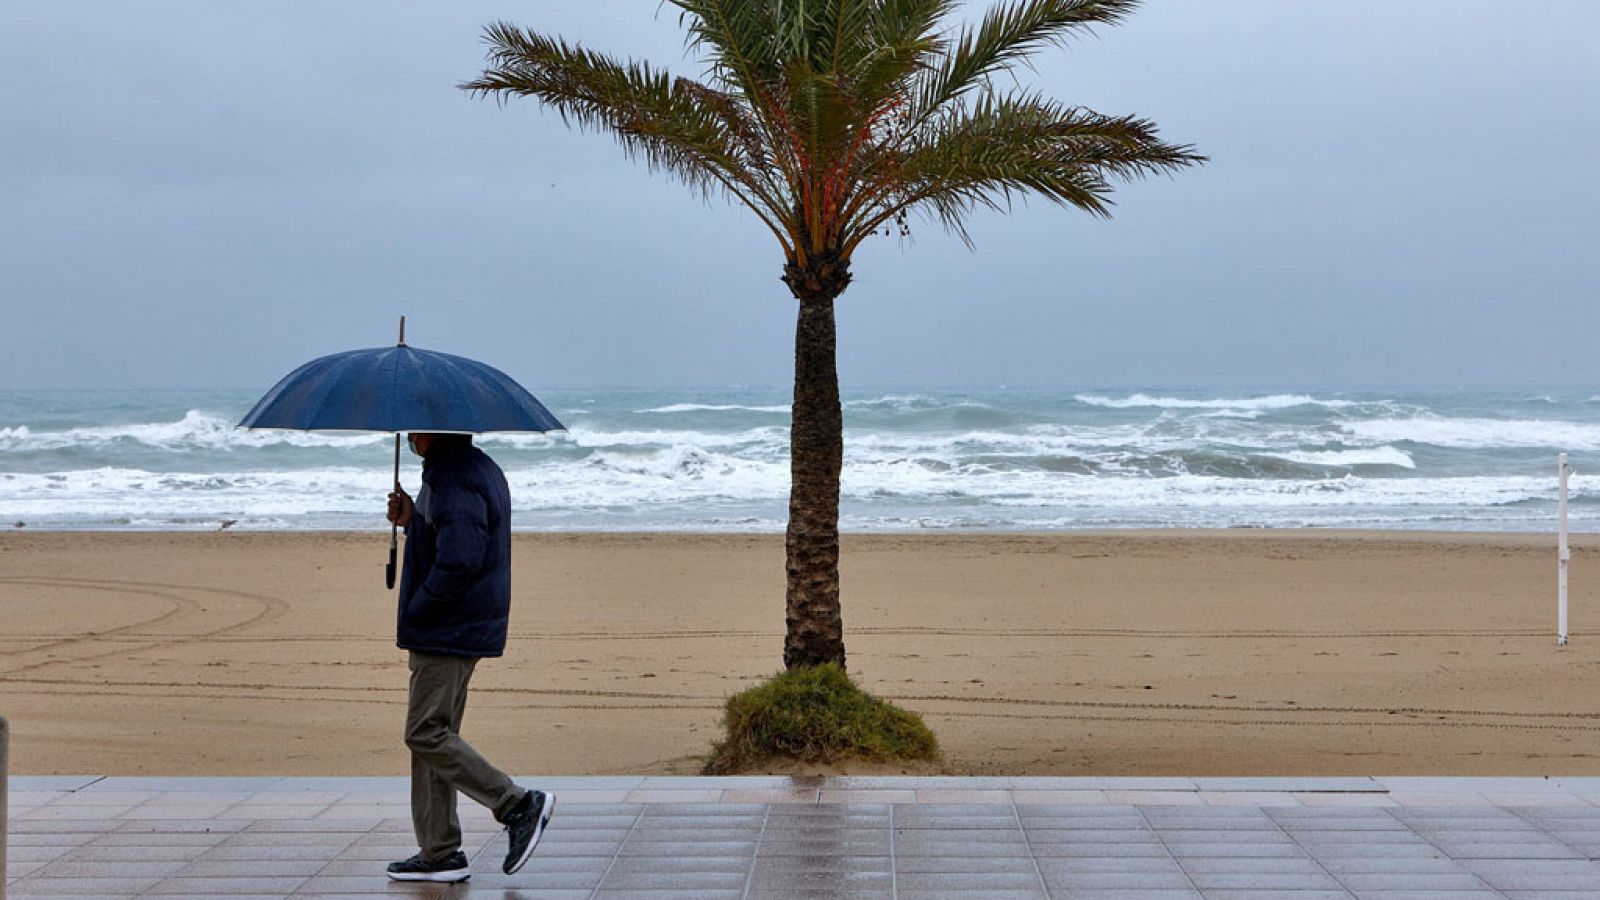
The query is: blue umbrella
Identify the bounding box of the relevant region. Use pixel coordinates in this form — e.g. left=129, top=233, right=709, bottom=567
left=239, top=319, right=564, bottom=587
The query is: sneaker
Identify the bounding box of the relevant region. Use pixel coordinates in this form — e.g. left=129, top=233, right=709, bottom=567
left=386, top=850, right=470, bottom=883
left=502, top=789, right=556, bottom=875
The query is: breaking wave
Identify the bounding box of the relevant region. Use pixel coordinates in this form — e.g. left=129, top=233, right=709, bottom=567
left=1075, top=393, right=1357, bottom=411
left=1339, top=417, right=1600, bottom=451
left=0, top=410, right=388, bottom=452
left=639, top=403, right=790, bottom=414
left=1262, top=447, right=1417, bottom=469
left=2, top=389, right=1595, bottom=531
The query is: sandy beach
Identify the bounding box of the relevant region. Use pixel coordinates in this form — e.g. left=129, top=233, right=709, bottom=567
left=2, top=530, right=1598, bottom=777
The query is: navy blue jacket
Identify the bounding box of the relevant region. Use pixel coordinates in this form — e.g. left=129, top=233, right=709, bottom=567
left=397, top=441, right=513, bottom=658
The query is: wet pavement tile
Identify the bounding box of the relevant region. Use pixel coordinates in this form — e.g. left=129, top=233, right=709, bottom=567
left=746, top=868, right=893, bottom=891
left=1163, top=841, right=1312, bottom=859
left=891, top=855, right=1038, bottom=874
left=16, top=777, right=1600, bottom=896
left=7, top=875, right=163, bottom=896
left=1041, top=869, right=1195, bottom=891
left=896, top=883, right=1043, bottom=890
left=1024, top=832, right=1177, bottom=851
left=594, top=868, right=751, bottom=890
left=757, top=839, right=893, bottom=856
left=1025, top=828, right=1162, bottom=845
left=616, top=839, right=758, bottom=857
left=1333, top=869, right=1495, bottom=892
left=588, top=883, right=742, bottom=890
left=33, top=859, right=189, bottom=878
left=1457, top=858, right=1600, bottom=891
left=898, top=870, right=1046, bottom=891
left=57, top=845, right=208, bottom=864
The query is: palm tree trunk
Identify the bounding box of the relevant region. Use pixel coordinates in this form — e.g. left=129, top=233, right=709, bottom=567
left=784, top=289, right=846, bottom=669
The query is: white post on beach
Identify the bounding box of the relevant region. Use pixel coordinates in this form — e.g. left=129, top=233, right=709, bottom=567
left=1559, top=452, right=1570, bottom=646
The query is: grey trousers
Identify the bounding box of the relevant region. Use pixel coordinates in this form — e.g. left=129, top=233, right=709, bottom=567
left=405, top=650, right=524, bottom=861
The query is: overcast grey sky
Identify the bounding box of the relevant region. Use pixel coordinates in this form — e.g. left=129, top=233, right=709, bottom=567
left=2, top=1, right=1597, bottom=391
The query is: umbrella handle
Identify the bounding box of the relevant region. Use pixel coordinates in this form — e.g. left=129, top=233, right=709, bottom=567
left=386, top=433, right=400, bottom=590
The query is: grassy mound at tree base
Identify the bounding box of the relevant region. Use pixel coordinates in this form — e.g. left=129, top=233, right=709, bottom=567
left=702, top=662, right=940, bottom=775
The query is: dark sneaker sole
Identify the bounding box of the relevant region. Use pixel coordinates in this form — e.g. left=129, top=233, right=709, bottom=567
left=386, top=869, right=470, bottom=883
left=506, top=792, right=556, bottom=875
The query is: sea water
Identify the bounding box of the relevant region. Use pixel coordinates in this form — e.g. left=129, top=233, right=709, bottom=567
left=0, top=388, right=1595, bottom=532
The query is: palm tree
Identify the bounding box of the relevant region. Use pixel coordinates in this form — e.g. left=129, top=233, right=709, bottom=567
left=464, top=0, right=1201, bottom=671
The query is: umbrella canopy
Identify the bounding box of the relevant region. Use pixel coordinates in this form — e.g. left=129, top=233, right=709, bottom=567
left=239, top=344, right=564, bottom=434
left=239, top=326, right=563, bottom=590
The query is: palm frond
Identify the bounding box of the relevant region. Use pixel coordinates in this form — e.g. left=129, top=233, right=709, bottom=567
left=913, top=0, right=1140, bottom=122
left=847, top=91, right=1203, bottom=251
left=461, top=22, right=796, bottom=250
left=823, top=0, right=877, bottom=73
left=871, top=0, right=960, bottom=53
left=468, top=1, right=1201, bottom=266
left=667, top=0, right=783, bottom=92
left=847, top=4, right=947, bottom=114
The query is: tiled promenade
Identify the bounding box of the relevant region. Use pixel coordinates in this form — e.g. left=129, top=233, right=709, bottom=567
left=8, top=776, right=1600, bottom=898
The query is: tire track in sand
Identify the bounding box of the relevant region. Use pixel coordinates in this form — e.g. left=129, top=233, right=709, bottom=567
left=0, top=576, right=289, bottom=676
left=0, top=675, right=716, bottom=702
left=2, top=675, right=1592, bottom=734
left=4, top=671, right=1598, bottom=734
left=2, top=578, right=1585, bottom=737
left=0, top=580, right=197, bottom=662
left=922, top=710, right=1600, bottom=733
left=0, top=682, right=714, bottom=711
left=884, top=693, right=1600, bottom=721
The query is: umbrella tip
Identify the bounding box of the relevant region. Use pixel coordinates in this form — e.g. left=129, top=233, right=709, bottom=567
left=398, top=316, right=406, bottom=347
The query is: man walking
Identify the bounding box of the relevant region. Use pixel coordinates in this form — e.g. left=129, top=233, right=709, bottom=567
left=384, top=431, right=554, bottom=883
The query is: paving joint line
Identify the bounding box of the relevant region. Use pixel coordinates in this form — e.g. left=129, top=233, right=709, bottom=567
left=1507, top=801, right=1596, bottom=863
left=463, top=810, right=500, bottom=872
left=887, top=801, right=898, bottom=900
left=305, top=816, right=385, bottom=891
left=1008, top=798, right=1049, bottom=899
left=1263, top=802, right=1360, bottom=899
left=1381, top=805, right=1509, bottom=898
left=586, top=800, right=645, bottom=899
left=736, top=801, right=771, bottom=900
left=1136, top=802, right=1203, bottom=899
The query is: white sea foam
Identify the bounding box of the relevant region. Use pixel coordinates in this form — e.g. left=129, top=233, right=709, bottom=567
left=4, top=464, right=1584, bottom=524
left=1261, top=447, right=1417, bottom=469
left=562, top=426, right=787, bottom=451
left=933, top=472, right=1583, bottom=511
left=843, top=394, right=983, bottom=411
left=0, top=410, right=388, bottom=452
left=1075, top=393, right=1356, bottom=411
left=1340, top=417, right=1600, bottom=450
left=847, top=422, right=1207, bottom=456
left=639, top=403, right=791, bottom=414
left=0, top=466, right=383, bottom=517
left=1196, top=409, right=1265, bottom=420
left=4, top=389, right=1596, bottom=532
